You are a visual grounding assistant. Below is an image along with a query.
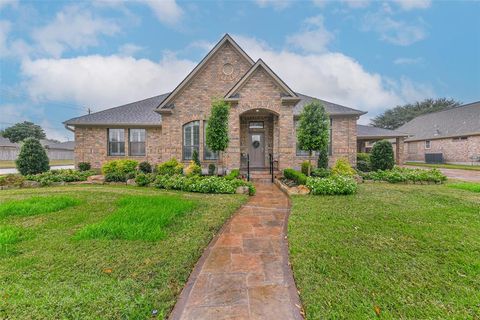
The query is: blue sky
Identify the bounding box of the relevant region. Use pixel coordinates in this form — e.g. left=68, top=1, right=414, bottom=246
left=1, top=0, right=479, bottom=141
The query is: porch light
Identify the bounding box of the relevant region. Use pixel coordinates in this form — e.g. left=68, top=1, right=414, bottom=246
left=256, top=109, right=260, bottom=112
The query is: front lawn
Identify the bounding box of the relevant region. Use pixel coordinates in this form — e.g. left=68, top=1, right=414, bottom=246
left=0, top=185, right=247, bottom=319
left=405, top=162, right=480, bottom=171
left=289, top=183, right=480, bottom=319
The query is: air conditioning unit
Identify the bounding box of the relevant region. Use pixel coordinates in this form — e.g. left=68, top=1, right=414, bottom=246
left=425, top=153, right=443, bottom=164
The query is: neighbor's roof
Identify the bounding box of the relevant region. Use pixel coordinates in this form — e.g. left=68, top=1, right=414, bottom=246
left=64, top=93, right=168, bottom=127
left=0, top=137, right=74, bottom=149
left=397, top=101, right=480, bottom=141
left=357, top=124, right=408, bottom=139
left=45, top=141, right=75, bottom=150
left=294, top=93, right=366, bottom=116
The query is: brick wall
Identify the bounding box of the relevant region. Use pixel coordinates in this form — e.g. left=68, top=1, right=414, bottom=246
left=406, top=135, right=480, bottom=164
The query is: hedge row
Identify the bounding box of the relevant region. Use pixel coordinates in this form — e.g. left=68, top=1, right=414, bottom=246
left=154, top=175, right=255, bottom=195
left=306, top=175, right=357, bottom=195
left=360, top=167, right=447, bottom=184
left=25, top=169, right=96, bottom=186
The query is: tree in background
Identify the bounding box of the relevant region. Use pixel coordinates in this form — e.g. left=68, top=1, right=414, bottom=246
left=371, top=98, right=461, bottom=130
left=370, top=140, right=395, bottom=171
left=16, top=138, right=50, bottom=175
left=297, top=100, right=330, bottom=176
left=3, top=121, right=46, bottom=143
left=206, top=99, right=230, bottom=175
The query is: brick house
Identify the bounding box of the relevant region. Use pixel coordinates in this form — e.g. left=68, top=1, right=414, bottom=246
left=64, top=34, right=370, bottom=173
left=397, top=101, right=480, bottom=165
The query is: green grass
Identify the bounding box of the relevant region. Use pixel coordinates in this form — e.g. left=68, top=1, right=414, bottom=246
left=405, top=162, right=480, bottom=171
left=76, top=195, right=196, bottom=241
left=0, top=185, right=246, bottom=319
left=448, top=182, right=480, bottom=193
left=0, top=225, right=24, bottom=256
left=289, top=183, right=480, bottom=319
left=0, top=195, right=80, bottom=218
left=0, top=159, right=74, bottom=169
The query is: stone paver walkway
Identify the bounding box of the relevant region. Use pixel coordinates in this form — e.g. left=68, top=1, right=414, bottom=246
left=169, top=183, right=303, bottom=320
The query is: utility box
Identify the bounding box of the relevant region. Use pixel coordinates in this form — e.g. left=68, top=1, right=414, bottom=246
left=425, top=153, right=444, bottom=164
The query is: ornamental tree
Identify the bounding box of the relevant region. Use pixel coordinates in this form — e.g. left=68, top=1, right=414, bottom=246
left=370, top=140, right=395, bottom=171
left=297, top=100, right=330, bottom=176
left=3, top=121, right=46, bottom=143
left=206, top=99, right=230, bottom=175
left=16, top=138, right=50, bottom=175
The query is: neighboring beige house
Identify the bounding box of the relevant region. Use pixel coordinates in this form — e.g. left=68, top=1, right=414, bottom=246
left=398, top=101, right=480, bottom=164
left=64, top=34, right=376, bottom=173
left=356, top=125, right=408, bottom=164
left=0, top=137, right=75, bottom=161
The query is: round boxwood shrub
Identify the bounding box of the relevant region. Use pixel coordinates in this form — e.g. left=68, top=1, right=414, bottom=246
left=138, top=161, right=152, bottom=174
left=16, top=138, right=49, bottom=175
left=370, top=140, right=395, bottom=171
left=78, top=162, right=91, bottom=172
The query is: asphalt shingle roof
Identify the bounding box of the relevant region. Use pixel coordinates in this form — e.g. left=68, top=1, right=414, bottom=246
left=397, top=101, right=480, bottom=141
left=64, top=92, right=365, bottom=127
left=64, top=93, right=168, bottom=126
left=357, top=125, right=408, bottom=139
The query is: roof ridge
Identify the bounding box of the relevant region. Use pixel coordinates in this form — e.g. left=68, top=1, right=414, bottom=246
left=406, top=100, right=480, bottom=122
left=295, top=92, right=366, bottom=115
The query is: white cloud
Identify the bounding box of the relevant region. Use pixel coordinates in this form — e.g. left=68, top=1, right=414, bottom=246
left=393, top=0, right=432, bottom=10
left=393, top=57, right=423, bottom=65
left=254, top=0, right=292, bottom=10
left=32, top=5, right=119, bottom=57
left=363, top=12, right=427, bottom=46
left=21, top=54, right=196, bottom=110
left=118, top=43, right=144, bottom=56
left=341, top=0, right=371, bottom=8
left=286, top=15, right=334, bottom=53
left=139, top=0, right=184, bottom=26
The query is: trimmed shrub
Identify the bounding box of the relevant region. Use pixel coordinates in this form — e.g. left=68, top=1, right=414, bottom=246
left=78, top=162, right=91, bottom=172
left=154, top=175, right=255, bottom=195
left=156, top=158, right=183, bottom=176
left=192, top=149, right=201, bottom=167
left=306, top=175, right=357, bottom=195
left=317, top=150, right=329, bottom=169
left=332, top=158, right=355, bottom=176
left=356, top=160, right=371, bottom=172
left=360, top=167, right=447, bottom=184
left=105, top=172, right=127, bottom=183
left=208, top=163, right=216, bottom=176
left=0, top=174, right=25, bottom=187
left=138, top=161, right=152, bottom=174
left=225, top=169, right=240, bottom=180
left=135, top=173, right=155, bottom=186
left=184, top=161, right=202, bottom=177
left=357, top=152, right=370, bottom=162
left=283, top=169, right=307, bottom=185
left=26, top=169, right=96, bottom=186
left=301, top=161, right=312, bottom=176
left=311, top=168, right=331, bottom=178
left=16, top=138, right=49, bottom=175
left=370, top=140, right=395, bottom=171
left=102, top=160, right=138, bottom=176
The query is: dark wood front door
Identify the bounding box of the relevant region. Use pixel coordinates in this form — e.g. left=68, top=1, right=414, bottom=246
left=249, top=132, right=265, bottom=168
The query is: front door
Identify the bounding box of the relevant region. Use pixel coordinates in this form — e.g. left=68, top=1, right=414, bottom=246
left=249, top=133, right=265, bottom=168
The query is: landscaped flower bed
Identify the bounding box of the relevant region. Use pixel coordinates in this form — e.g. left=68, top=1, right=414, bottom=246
left=154, top=174, right=255, bottom=195
left=25, top=169, right=97, bottom=186
left=360, top=167, right=447, bottom=184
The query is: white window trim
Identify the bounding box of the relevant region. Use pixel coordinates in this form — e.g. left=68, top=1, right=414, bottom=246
left=425, top=140, right=431, bottom=149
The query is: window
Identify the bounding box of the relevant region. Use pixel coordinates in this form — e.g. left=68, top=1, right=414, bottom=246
left=183, top=121, right=200, bottom=160
left=129, top=129, right=146, bottom=156
left=108, top=129, right=125, bottom=156
left=452, top=136, right=468, bottom=142
left=203, top=121, right=218, bottom=160
left=249, top=121, right=264, bottom=129
left=425, top=140, right=431, bottom=149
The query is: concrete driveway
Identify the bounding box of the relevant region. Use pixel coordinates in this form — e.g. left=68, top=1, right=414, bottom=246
left=405, top=165, right=480, bottom=183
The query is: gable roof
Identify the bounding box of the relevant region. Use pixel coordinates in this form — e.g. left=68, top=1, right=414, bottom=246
left=357, top=124, right=408, bottom=139
left=397, top=101, right=480, bottom=141
left=294, top=93, right=366, bottom=116
left=64, top=93, right=168, bottom=127
left=224, top=59, right=298, bottom=101
left=156, top=34, right=254, bottom=112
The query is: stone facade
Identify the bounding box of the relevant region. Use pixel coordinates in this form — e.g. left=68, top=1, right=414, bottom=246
left=406, top=135, right=480, bottom=164
left=73, top=39, right=361, bottom=171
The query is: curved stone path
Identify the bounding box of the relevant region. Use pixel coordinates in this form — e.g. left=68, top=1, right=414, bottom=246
left=169, top=183, right=303, bottom=320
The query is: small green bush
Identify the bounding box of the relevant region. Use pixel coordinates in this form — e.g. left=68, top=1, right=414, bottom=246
left=283, top=168, right=307, bottom=185
left=370, top=140, right=395, bottom=171
left=317, top=150, right=329, bottom=169
left=360, top=167, right=447, bottom=184
left=306, top=175, right=357, bottom=195
left=332, top=158, right=356, bottom=176
left=208, top=163, right=216, bottom=176
left=356, top=160, right=371, bottom=172
left=102, top=160, right=138, bottom=176
left=184, top=160, right=202, bottom=177
left=26, top=169, right=96, bottom=186
left=301, top=161, right=313, bottom=176
left=78, top=162, right=91, bottom=171
left=311, top=168, right=331, bottom=178
left=192, top=149, right=201, bottom=167
left=16, top=138, right=49, bottom=175
left=154, top=174, right=255, bottom=195
left=135, top=173, right=155, bottom=187
left=105, top=172, right=127, bottom=182
left=138, top=161, right=152, bottom=174
left=0, top=174, right=25, bottom=187
left=357, top=152, right=370, bottom=162
left=156, top=158, right=183, bottom=176
left=225, top=169, right=240, bottom=180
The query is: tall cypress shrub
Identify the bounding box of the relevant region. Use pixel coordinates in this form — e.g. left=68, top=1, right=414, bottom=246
left=370, top=140, right=395, bottom=171
left=206, top=99, right=230, bottom=175
left=16, top=137, right=50, bottom=175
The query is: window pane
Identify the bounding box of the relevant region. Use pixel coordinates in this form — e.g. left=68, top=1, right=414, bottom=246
left=183, top=121, right=200, bottom=160
left=249, top=121, right=264, bottom=129
left=108, top=129, right=125, bottom=155
left=130, top=129, right=145, bottom=142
